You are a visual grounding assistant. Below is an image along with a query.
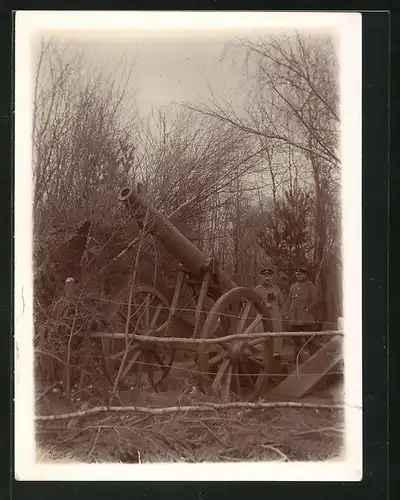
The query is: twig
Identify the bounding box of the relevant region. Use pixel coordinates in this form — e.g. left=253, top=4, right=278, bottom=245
left=65, top=298, right=85, bottom=395
left=86, top=426, right=101, bottom=461
left=108, top=159, right=263, bottom=273
left=35, top=382, right=59, bottom=402
left=85, top=330, right=343, bottom=343
left=295, top=334, right=316, bottom=379
left=200, top=421, right=228, bottom=446
left=35, top=401, right=345, bottom=422
left=296, top=426, right=345, bottom=436
left=261, top=444, right=290, bottom=462
left=34, top=349, right=91, bottom=375
left=109, top=206, right=150, bottom=404
left=111, top=235, right=140, bottom=263
left=104, top=200, right=179, bottom=272
left=218, top=456, right=243, bottom=462
left=43, top=426, right=90, bottom=454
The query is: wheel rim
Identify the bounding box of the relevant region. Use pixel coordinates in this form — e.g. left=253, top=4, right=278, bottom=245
left=198, top=287, right=273, bottom=402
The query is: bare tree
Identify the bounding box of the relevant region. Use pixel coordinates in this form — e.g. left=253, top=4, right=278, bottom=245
left=187, top=32, right=341, bottom=321
left=33, top=38, right=137, bottom=232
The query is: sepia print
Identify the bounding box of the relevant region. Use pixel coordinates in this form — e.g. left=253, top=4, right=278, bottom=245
left=15, top=12, right=362, bottom=480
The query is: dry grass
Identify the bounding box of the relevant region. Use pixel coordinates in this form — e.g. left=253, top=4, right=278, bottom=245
left=35, top=376, right=344, bottom=464
left=36, top=447, right=78, bottom=464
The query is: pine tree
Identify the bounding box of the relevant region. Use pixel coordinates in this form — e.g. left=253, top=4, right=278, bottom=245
left=256, top=188, right=314, bottom=289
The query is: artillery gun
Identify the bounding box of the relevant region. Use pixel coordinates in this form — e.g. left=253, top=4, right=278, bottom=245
left=91, top=185, right=343, bottom=402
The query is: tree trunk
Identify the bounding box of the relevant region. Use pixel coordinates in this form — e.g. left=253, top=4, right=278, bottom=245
left=309, top=152, right=328, bottom=322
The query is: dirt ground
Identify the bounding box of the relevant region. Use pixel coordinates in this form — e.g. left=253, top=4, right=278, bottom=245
left=35, top=367, right=344, bottom=464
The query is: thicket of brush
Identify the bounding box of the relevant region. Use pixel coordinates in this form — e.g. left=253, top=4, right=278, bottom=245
left=33, top=34, right=342, bottom=393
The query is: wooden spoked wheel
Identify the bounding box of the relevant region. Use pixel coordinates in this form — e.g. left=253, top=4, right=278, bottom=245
left=198, top=287, right=274, bottom=402
left=103, top=285, right=174, bottom=391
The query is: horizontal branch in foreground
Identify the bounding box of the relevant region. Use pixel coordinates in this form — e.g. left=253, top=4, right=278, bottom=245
left=36, top=401, right=345, bottom=422
left=81, top=330, right=343, bottom=343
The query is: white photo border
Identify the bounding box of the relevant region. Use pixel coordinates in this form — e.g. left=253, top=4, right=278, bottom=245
left=14, top=10, right=362, bottom=481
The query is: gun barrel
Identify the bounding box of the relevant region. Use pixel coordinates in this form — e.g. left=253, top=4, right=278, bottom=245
left=119, top=186, right=237, bottom=291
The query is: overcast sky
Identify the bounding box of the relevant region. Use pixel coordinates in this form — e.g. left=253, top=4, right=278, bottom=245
left=35, top=28, right=325, bottom=193
left=37, top=28, right=274, bottom=119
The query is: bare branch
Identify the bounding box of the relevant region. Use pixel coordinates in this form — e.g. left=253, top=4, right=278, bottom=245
left=36, top=400, right=345, bottom=422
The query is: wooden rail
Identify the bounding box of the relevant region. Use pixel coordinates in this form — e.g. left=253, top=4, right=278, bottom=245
left=35, top=400, right=345, bottom=422
left=80, top=330, right=343, bottom=344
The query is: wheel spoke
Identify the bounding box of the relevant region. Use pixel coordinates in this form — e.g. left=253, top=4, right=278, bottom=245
left=156, top=349, right=175, bottom=386
left=212, top=358, right=230, bottom=394
left=104, top=286, right=172, bottom=391
left=248, top=356, right=265, bottom=368
left=209, top=351, right=226, bottom=366
left=153, top=349, right=173, bottom=382
left=228, top=300, right=240, bottom=333
left=219, top=315, right=231, bottom=335
left=150, top=304, right=163, bottom=329
left=223, top=365, right=233, bottom=402
left=130, top=297, right=147, bottom=330
left=254, top=369, right=267, bottom=395
left=249, top=337, right=267, bottom=347
left=121, top=350, right=141, bottom=380
left=253, top=344, right=270, bottom=396
left=135, top=361, right=144, bottom=388
left=237, top=302, right=252, bottom=333
left=137, top=312, right=146, bottom=331
left=241, top=314, right=262, bottom=337
left=147, top=355, right=157, bottom=391
left=249, top=342, right=265, bottom=356
left=234, top=366, right=243, bottom=400
left=238, top=361, right=256, bottom=390
left=111, top=344, right=139, bottom=360
left=199, top=288, right=273, bottom=402
left=144, top=294, right=151, bottom=328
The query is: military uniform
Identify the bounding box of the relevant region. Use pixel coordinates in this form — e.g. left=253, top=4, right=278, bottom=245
left=288, top=268, right=318, bottom=358
left=254, top=268, right=287, bottom=357
left=288, top=281, right=318, bottom=327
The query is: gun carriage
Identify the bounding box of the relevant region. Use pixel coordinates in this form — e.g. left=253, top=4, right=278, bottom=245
left=93, top=185, right=277, bottom=402
left=90, top=185, right=342, bottom=403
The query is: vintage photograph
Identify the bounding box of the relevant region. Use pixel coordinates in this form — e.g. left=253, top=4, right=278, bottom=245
left=15, top=12, right=362, bottom=480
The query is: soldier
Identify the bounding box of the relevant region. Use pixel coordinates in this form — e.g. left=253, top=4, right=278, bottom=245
left=288, top=267, right=318, bottom=360
left=254, top=268, right=287, bottom=359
